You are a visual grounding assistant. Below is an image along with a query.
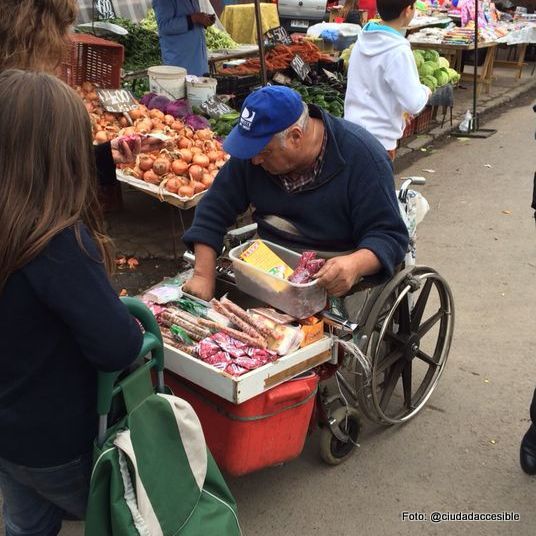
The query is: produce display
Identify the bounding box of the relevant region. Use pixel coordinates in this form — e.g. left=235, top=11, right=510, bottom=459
left=218, top=41, right=331, bottom=75
left=77, top=82, right=228, bottom=201
left=209, top=111, right=240, bottom=137
left=413, top=49, right=461, bottom=91
left=206, top=26, right=239, bottom=50
left=289, top=80, right=345, bottom=117
left=111, top=10, right=160, bottom=72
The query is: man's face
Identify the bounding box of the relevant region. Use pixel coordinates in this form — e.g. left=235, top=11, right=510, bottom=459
left=250, top=129, right=303, bottom=176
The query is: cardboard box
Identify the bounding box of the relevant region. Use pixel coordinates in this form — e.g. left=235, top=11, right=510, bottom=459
left=300, top=316, right=325, bottom=348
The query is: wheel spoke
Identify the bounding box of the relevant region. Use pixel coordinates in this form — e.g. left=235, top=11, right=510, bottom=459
left=416, top=349, right=439, bottom=367
left=398, top=294, right=411, bottom=335
left=411, top=279, right=433, bottom=330
left=380, top=360, right=405, bottom=409
left=417, top=309, right=445, bottom=338
left=402, top=362, right=413, bottom=409
left=384, top=330, right=406, bottom=345
left=375, top=347, right=404, bottom=374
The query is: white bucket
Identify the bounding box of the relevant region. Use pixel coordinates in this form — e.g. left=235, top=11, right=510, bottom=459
left=186, top=76, right=218, bottom=107
left=148, top=65, right=187, bottom=100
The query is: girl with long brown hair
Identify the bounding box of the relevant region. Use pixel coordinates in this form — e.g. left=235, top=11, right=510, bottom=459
left=0, top=69, right=142, bottom=536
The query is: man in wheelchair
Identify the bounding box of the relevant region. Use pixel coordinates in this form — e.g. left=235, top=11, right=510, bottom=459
left=183, top=86, right=409, bottom=301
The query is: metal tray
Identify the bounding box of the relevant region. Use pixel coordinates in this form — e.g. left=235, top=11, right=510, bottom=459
left=228, top=240, right=327, bottom=319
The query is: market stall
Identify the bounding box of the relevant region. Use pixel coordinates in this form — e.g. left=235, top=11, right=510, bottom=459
left=410, top=39, right=498, bottom=94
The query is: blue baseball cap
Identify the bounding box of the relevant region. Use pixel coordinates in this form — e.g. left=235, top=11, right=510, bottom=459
left=223, top=86, right=303, bottom=160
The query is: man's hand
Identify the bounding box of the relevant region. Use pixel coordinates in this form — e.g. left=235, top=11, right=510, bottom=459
left=183, top=274, right=215, bottom=302
left=315, top=255, right=362, bottom=297
left=315, top=249, right=382, bottom=297
left=191, top=12, right=215, bottom=28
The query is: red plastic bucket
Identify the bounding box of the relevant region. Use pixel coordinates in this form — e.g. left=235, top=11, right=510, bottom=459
left=164, top=371, right=319, bottom=476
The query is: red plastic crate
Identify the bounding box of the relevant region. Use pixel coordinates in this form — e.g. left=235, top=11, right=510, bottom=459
left=59, top=33, right=124, bottom=89
left=414, top=106, right=433, bottom=135
left=164, top=371, right=319, bottom=476
left=401, top=116, right=416, bottom=139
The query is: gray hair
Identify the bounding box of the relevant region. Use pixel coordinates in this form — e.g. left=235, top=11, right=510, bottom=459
left=276, top=102, right=309, bottom=145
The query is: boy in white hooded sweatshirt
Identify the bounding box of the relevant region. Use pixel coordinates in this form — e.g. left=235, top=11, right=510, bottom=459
left=344, top=0, right=431, bottom=158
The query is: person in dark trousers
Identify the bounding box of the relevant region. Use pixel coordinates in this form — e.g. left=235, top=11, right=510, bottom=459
left=0, top=69, right=144, bottom=536
left=520, top=103, right=536, bottom=475
left=0, top=0, right=162, bottom=188
left=182, top=86, right=409, bottom=301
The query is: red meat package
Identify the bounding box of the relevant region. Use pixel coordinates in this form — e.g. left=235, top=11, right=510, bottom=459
left=204, top=351, right=232, bottom=370
left=225, top=363, right=249, bottom=377
left=211, top=332, right=247, bottom=358
left=198, top=338, right=220, bottom=361
left=288, top=251, right=326, bottom=284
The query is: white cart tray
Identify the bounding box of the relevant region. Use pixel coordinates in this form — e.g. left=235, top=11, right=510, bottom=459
left=164, top=336, right=333, bottom=404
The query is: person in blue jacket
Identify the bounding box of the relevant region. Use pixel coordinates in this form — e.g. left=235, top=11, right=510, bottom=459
left=0, top=69, right=143, bottom=536
left=153, top=0, right=215, bottom=76
left=182, top=86, right=409, bottom=301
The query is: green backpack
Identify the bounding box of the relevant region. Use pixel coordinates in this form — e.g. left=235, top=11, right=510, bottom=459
left=85, top=298, right=241, bottom=536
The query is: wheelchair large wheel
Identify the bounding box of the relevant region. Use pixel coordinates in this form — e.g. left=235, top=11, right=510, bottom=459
left=357, top=265, right=454, bottom=425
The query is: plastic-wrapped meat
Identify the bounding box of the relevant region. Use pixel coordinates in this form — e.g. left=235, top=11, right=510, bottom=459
left=198, top=338, right=220, bottom=361
left=295, top=251, right=316, bottom=271
left=288, top=251, right=326, bottom=284
left=225, top=362, right=249, bottom=377
left=306, top=258, right=325, bottom=276
left=204, top=351, right=231, bottom=370
left=245, top=347, right=277, bottom=365
left=234, top=356, right=265, bottom=370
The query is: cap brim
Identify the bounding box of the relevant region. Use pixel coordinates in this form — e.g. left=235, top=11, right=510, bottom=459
left=223, top=125, right=272, bottom=160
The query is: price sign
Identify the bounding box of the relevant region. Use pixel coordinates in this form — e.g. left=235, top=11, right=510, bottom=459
left=264, top=26, right=292, bottom=47
left=97, top=88, right=137, bottom=113
left=290, top=54, right=311, bottom=82
left=200, top=95, right=235, bottom=118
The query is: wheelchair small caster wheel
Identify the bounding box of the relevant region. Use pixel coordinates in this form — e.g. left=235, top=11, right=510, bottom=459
left=320, top=406, right=361, bottom=465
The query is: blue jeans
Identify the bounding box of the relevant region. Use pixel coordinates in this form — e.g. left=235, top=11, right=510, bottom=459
left=0, top=452, right=92, bottom=536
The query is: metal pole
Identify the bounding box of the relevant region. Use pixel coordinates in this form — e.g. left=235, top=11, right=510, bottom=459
left=472, top=0, right=479, bottom=131
left=254, top=0, right=268, bottom=86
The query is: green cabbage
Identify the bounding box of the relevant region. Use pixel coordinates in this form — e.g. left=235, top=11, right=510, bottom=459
left=413, top=50, right=425, bottom=69
left=434, top=69, right=450, bottom=87
left=419, top=61, right=437, bottom=77
left=446, top=67, right=460, bottom=83
left=423, top=49, right=440, bottom=62
left=421, top=75, right=437, bottom=91
left=438, top=57, right=450, bottom=69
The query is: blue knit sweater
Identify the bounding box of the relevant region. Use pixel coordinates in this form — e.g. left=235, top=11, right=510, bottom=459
left=183, top=107, right=409, bottom=281
left=0, top=225, right=142, bottom=467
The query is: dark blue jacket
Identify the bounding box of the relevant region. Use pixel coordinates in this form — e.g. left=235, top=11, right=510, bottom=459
left=183, top=106, right=409, bottom=281
left=0, top=225, right=142, bottom=467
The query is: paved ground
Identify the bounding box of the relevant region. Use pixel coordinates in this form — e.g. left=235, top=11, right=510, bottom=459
left=2, top=90, right=535, bottom=536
